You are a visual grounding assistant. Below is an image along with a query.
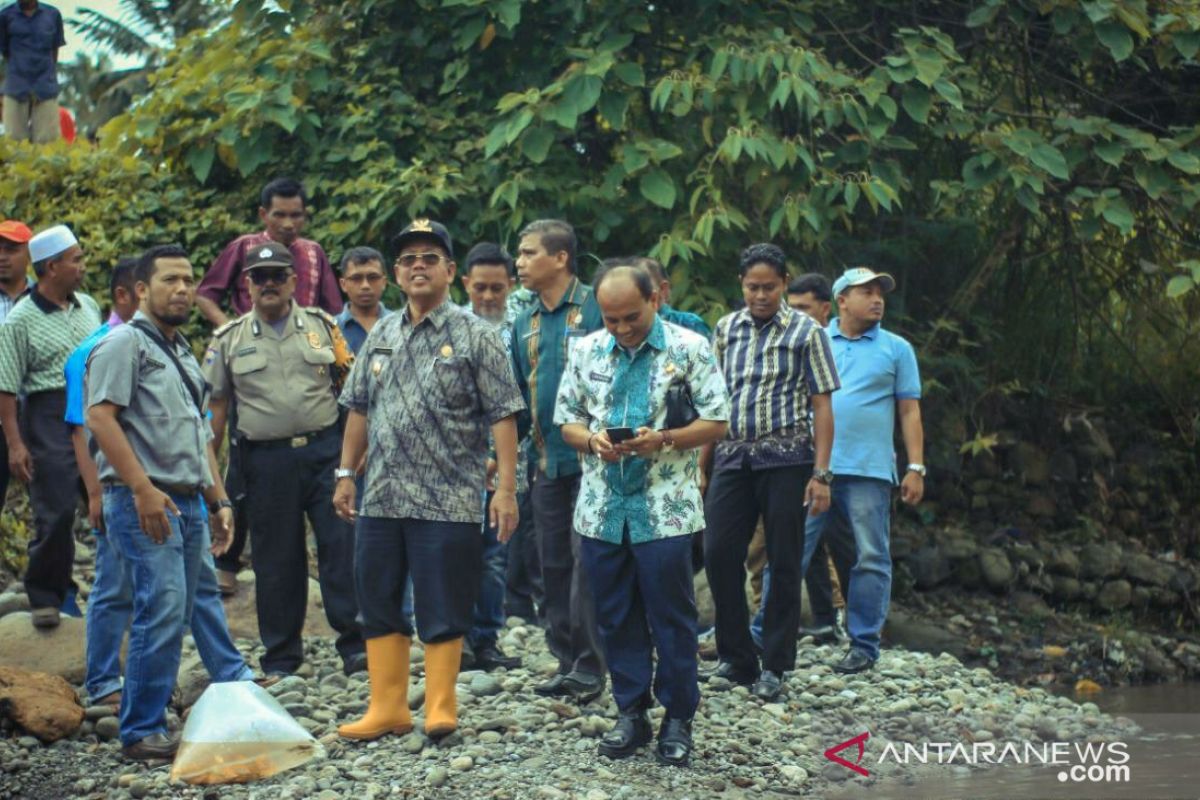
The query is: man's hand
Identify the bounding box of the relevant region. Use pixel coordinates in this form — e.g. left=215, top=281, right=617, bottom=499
left=490, top=489, right=519, bottom=543
left=333, top=478, right=357, bottom=522
left=485, top=458, right=498, bottom=492
left=900, top=471, right=925, bottom=505
left=134, top=485, right=179, bottom=544
left=589, top=431, right=621, bottom=463
left=209, top=506, right=234, bottom=555
left=8, top=441, right=33, bottom=484
left=804, top=478, right=831, bottom=517
left=86, top=493, right=103, bottom=531
left=619, top=427, right=665, bottom=458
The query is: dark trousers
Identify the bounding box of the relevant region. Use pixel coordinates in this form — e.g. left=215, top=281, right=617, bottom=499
left=531, top=470, right=603, bottom=677
left=806, top=538, right=837, bottom=626
left=503, top=489, right=541, bottom=620
left=20, top=391, right=80, bottom=609
left=581, top=532, right=699, bottom=719
left=704, top=463, right=811, bottom=673
left=469, top=491, right=506, bottom=649
left=214, top=404, right=248, bottom=574
left=355, top=516, right=480, bottom=643
left=243, top=427, right=362, bottom=673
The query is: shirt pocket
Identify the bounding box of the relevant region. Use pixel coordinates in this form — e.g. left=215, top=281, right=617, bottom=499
left=428, top=356, right=474, bottom=409
left=231, top=352, right=268, bottom=376
left=302, top=347, right=336, bottom=371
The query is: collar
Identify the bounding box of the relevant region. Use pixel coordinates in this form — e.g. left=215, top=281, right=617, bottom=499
left=733, top=304, right=792, bottom=330
left=29, top=283, right=81, bottom=314
left=538, top=276, right=585, bottom=314
left=604, top=315, right=666, bottom=356
left=830, top=317, right=879, bottom=340
left=249, top=302, right=297, bottom=336
left=130, top=310, right=187, bottom=348
left=338, top=304, right=391, bottom=328
left=401, top=298, right=452, bottom=329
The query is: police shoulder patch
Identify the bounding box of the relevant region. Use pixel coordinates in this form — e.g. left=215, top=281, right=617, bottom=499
left=303, top=307, right=338, bottom=327
left=212, top=316, right=247, bottom=339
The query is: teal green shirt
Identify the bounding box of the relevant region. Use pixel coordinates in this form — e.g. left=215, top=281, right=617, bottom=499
left=660, top=304, right=712, bottom=339
left=510, top=277, right=603, bottom=478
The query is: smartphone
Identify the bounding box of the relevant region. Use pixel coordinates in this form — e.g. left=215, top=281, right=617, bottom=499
left=606, top=427, right=637, bottom=443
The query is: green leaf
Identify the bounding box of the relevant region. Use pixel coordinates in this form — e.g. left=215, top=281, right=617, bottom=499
left=521, top=127, right=555, bottom=163
left=1093, top=141, right=1126, bottom=166
left=1167, top=149, right=1200, bottom=174
left=966, top=4, right=999, bottom=27
left=184, top=144, right=216, bottom=183
left=932, top=77, right=963, bottom=109
left=1030, top=143, right=1070, bottom=179
left=1175, top=31, right=1200, bottom=61
left=901, top=85, right=931, bottom=123
left=1166, top=275, right=1195, bottom=299
left=562, top=74, right=604, bottom=117
left=911, top=47, right=945, bottom=87
left=639, top=168, right=677, bottom=209
left=1100, top=197, right=1134, bottom=232
left=620, top=143, right=649, bottom=173
left=962, top=154, right=1003, bottom=189
left=612, top=62, right=645, bottom=87
left=1134, top=163, right=1172, bottom=199
left=597, top=91, right=629, bottom=129
left=1095, top=21, right=1134, bottom=61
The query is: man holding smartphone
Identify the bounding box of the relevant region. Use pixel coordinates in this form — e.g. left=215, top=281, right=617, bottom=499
left=556, top=260, right=729, bottom=767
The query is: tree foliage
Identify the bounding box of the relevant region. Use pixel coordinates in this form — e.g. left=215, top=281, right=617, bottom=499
left=5, top=0, right=1200, bottom=457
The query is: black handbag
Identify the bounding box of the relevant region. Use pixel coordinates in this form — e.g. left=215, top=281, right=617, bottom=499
left=664, top=377, right=699, bottom=429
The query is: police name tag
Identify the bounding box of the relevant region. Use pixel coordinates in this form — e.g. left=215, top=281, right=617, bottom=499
left=588, top=371, right=613, bottom=383
left=236, top=346, right=257, bottom=357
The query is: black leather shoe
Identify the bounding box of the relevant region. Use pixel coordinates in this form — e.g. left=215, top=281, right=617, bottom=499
left=534, top=672, right=572, bottom=697
left=701, top=660, right=758, bottom=687
left=832, top=649, right=875, bottom=674
left=751, top=669, right=784, bottom=701
left=474, top=642, right=521, bottom=671
left=597, top=708, right=652, bottom=759
left=342, top=652, right=368, bottom=676
left=121, top=731, right=180, bottom=761
left=655, top=718, right=693, bottom=767
left=562, top=672, right=606, bottom=704
left=798, top=623, right=841, bottom=645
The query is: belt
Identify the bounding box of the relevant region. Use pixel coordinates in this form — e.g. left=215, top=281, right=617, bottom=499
left=103, top=479, right=203, bottom=497
left=244, top=424, right=339, bottom=450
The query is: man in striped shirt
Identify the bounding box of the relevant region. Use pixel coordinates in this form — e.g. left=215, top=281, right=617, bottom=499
left=703, top=243, right=839, bottom=702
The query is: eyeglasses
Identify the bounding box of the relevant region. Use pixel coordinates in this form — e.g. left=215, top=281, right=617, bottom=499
left=342, top=273, right=386, bottom=285
left=396, top=252, right=445, bottom=269
left=248, top=268, right=292, bottom=286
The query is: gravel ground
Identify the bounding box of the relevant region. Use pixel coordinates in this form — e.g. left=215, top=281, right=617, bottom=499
left=0, top=620, right=1141, bottom=800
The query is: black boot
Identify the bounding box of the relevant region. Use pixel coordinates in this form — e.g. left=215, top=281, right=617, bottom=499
left=656, top=718, right=693, bottom=767
left=597, top=708, right=652, bottom=759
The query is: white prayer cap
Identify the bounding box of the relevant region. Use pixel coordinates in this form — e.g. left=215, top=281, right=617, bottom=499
left=28, top=225, right=79, bottom=264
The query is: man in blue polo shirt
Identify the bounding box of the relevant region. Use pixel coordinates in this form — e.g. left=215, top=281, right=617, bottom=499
left=1, top=0, right=66, bottom=143
left=801, top=267, right=925, bottom=674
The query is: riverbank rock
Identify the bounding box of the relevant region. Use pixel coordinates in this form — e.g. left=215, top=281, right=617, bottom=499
left=0, top=613, right=87, bottom=683
left=0, top=666, right=84, bottom=742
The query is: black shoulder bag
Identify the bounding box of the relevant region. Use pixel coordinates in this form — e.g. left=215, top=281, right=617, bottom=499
left=664, top=377, right=700, bottom=429
left=130, top=320, right=206, bottom=415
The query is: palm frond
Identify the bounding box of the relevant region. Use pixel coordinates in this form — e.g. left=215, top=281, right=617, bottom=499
left=70, top=8, right=154, bottom=58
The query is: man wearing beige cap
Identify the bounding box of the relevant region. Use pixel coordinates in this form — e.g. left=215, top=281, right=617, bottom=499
left=0, top=223, right=101, bottom=627
left=0, top=219, right=34, bottom=511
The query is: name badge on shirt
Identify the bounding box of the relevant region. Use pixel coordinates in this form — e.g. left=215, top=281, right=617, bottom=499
left=588, top=371, right=613, bottom=383
left=236, top=346, right=257, bottom=357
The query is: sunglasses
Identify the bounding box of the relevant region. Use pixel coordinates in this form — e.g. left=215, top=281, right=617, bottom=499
left=396, top=252, right=445, bottom=269
left=248, top=268, right=292, bottom=286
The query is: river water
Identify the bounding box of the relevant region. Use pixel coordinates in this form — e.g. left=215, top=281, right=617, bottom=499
left=825, top=683, right=1200, bottom=800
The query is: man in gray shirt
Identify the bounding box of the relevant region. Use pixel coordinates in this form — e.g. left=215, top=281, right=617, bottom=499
left=86, top=244, right=236, bottom=761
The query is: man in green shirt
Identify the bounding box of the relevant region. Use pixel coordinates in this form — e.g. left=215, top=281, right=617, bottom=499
left=510, top=219, right=606, bottom=702
left=0, top=224, right=101, bottom=628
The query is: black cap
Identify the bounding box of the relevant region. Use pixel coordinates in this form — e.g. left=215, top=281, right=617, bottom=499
left=244, top=241, right=294, bottom=270
left=392, top=218, right=454, bottom=259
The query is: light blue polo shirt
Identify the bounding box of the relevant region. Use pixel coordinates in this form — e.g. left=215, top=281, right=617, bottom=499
left=827, top=318, right=921, bottom=484
left=64, top=322, right=113, bottom=426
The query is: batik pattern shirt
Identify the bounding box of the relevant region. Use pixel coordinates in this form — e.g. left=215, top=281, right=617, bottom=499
left=711, top=305, right=840, bottom=470
left=554, top=317, right=730, bottom=543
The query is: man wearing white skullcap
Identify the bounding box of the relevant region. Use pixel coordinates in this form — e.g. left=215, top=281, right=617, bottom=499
left=0, top=223, right=101, bottom=629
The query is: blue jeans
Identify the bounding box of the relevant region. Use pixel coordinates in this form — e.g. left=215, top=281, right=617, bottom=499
left=469, top=492, right=507, bottom=650
left=800, top=477, right=892, bottom=660
left=105, top=486, right=214, bottom=745
left=86, top=517, right=255, bottom=701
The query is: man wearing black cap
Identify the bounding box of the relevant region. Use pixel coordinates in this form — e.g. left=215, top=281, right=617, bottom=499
left=201, top=241, right=365, bottom=677
left=334, top=219, right=524, bottom=741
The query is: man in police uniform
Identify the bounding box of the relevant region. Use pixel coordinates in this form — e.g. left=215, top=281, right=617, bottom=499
left=202, top=241, right=365, bottom=677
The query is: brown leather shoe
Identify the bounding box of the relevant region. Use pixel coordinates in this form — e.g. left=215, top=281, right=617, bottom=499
left=121, top=731, right=180, bottom=761
left=216, top=569, right=239, bottom=597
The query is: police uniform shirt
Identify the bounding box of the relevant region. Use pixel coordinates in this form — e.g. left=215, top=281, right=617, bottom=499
left=340, top=300, right=526, bottom=524
left=203, top=304, right=348, bottom=441
left=84, top=311, right=213, bottom=487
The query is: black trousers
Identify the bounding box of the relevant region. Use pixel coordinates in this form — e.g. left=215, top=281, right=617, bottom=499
left=242, top=427, right=362, bottom=673
left=531, top=470, right=604, bottom=677
left=704, top=463, right=812, bottom=673
left=214, top=403, right=249, bottom=574
left=503, top=488, right=542, bottom=620
left=20, top=391, right=80, bottom=610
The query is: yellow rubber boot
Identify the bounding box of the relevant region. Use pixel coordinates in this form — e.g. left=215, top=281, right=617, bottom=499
left=423, top=637, right=463, bottom=738
left=338, top=634, right=413, bottom=740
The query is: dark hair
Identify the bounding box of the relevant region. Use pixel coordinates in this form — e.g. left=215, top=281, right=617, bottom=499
left=135, top=244, right=189, bottom=285
left=629, top=256, right=666, bottom=284
left=109, top=258, right=138, bottom=300
left=519, top=219, right=577, bottom=274
left=31, top=258, right=50, bottom=278
left=738, top=243, right=787, bottom=279
left=464, top=242, right=515, bottom=277
left=260, top=177, right=306, bottom=209
left=592, top=260, right=655, bottom=300
left=339, top=246, right=385, bottom=274
left=788, top=272, right=831, bottom=302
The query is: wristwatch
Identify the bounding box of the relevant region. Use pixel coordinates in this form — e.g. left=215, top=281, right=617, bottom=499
left=906, top=463, right=927, bottom=477
left=813, top=468, right=834, bottom=485
left=659, top=429, right=676, bottom=453
left=334, top=468, right=356, bottom=481
left=208, top=498, right=233, bottom=514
